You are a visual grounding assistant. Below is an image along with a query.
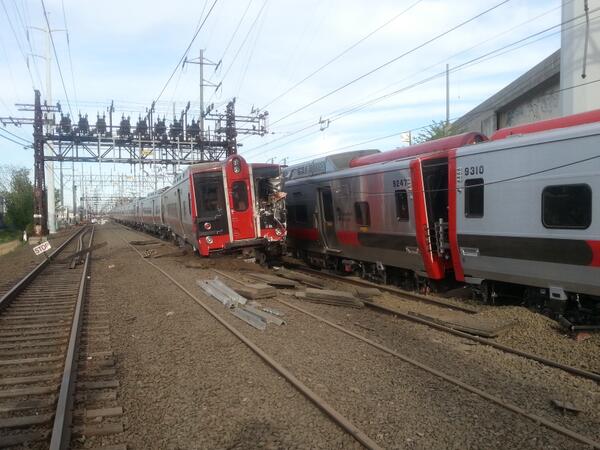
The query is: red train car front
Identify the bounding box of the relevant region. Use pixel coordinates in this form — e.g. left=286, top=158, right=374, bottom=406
left=190, top=155, right=286, bottom=259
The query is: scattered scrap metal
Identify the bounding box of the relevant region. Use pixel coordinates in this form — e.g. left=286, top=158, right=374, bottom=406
left=197, top=277, right=285, bottom=330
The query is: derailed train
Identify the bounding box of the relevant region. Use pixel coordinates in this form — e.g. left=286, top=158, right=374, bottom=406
left=283, top=110, right=600, bottom=323
left=110, top=155, right=287, bottom=260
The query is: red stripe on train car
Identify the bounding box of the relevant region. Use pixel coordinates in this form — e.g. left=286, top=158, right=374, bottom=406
left=491, top=109, right=600, bottom=140
left=288, top=227, right=319, bottom=241
left=587, top=241, right=600, bottom=267
left=336, top=230, right=360, bottom=246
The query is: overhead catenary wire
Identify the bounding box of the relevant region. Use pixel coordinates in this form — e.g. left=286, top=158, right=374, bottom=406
left=152, top=0, right=219, bottom=106
left=284, top=76, right=600, bottom=168
left=216, top=0, right=269, bottom=86
left=40, top=0, right=73, bottom=117
left=270, top=0, right=512, bottom=127
left=243, top=9, right=595, bottom=160
left=1, top=0, right=36, bottom=90
left=235, top=0, right=270, bottom=96
left=61, top=0, right=78, bottom=114
left=260, top=0, right=424, bottom=111
left=10, top=0, right=44, bottom=91
left=0, top=129, right=32, bottom=146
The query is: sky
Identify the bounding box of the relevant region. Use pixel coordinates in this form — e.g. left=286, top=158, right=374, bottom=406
left=0, top=0, right=564, bottom=209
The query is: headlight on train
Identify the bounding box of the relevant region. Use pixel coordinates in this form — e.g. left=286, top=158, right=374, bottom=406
left=205, top=236, right=213, bottom=244
left=204, top=222, right=212, bottom=230
left=232, top=157, right=242, bottom=173
left=275, top=228, right=283, bottom=236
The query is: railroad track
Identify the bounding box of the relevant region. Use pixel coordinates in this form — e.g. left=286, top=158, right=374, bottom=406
left=114, top=225, right=600, bottom=449
left=0, top=226, right=113, bottom=449
left=283, top=262, right=479, bottom=314
left=284, top=265, right=600, bottom=383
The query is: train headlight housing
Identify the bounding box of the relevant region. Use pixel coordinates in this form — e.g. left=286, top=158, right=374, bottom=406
left=205, top=236, right=213, bottom=244
left=275, top=228, right=283, bottom=236
left=232, top=157, right=242, bottom=173
left=203, top=222, right=212, bottom=231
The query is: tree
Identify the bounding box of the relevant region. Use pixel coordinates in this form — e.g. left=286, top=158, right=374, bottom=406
left=4, top=168, right=34, bottom=231
left=413, top=120, right=462, bottom=144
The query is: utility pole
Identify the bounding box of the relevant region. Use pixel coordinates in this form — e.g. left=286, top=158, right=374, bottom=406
left=184, top=50, right=221, bottom=137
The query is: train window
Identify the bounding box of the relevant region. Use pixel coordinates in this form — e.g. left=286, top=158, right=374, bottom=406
left=290, top=205, right=308, bottom=224
left=465, top=178, right=484, bottom=218
left=322, top=190, right=335, bottom=222
left=354, top=201, right=371, bottom=226
left=198, top=181, right=220, bottom=215
left=542, top=184, right=591, bottom=229
left=395, top=190, right=409, bottom=221
left=188, top=193, right=191, bottom=216
left=232, top=181, right=249, bottom=212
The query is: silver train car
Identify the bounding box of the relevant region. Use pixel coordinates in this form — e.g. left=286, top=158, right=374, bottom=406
left=284, top=110, right=600, bottom=323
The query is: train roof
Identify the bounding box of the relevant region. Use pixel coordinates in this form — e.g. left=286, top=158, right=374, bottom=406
left=283, top=149, right=379, bottom=181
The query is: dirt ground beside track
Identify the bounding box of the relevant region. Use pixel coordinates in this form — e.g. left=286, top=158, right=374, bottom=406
left=0, top=226, right=79, bottom=296
left=92, top=224, right=359, bottom=450
left=92, top=223, right=599, bottom=449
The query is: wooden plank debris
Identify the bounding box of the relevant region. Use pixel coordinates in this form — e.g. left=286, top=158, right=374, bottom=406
left=212, top=269, right=277, bottom=299
left=247, top=272, right=298, bottom=289
left=273, top=268, right=325, bottom=288
left=301, top=288, right=364, bottom=308
left=352, top=286, right=381, bottom=299
left=551, top=399, right=583, bottom=414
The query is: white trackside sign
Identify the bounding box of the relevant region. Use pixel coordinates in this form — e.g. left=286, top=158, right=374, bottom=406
left=33, top=241, right=52, bottom=256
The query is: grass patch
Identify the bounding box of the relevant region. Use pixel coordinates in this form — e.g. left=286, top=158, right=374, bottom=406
left=0, top=229, right=21, bottom=245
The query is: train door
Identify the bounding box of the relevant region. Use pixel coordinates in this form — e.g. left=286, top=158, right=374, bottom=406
left=229, top=179, right=255, bottom=240
left=194, top=172, right=229, bottom=235
left=410, top=157, right=450, bottom=279
left=317, top=186, right=340, bottom=251
left=176, top=188, right=186, bottom=238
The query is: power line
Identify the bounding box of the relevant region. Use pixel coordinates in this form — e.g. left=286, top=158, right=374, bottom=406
left=1, top=0, right=36, bottom=90
left=235, top=0, right=270, bottom=96
left=11, top=0, right=44, bottom=90
left=61, top=0, right=78, bottom=113
left=152, top=0, right=219, bottom=105
left=243, top=8, right=591, bottom=159
left=260, top=0, right=424, bottom=111
left=0, top=129, right=31, bottom=146
left=270, top=0, right=512, bottom=127
left=0, top=125, right=32, bottom=144
left=217, top=0, right=268, bottom=86
left=40, top=0, right=73, bottom=117
left=287, top=77, right=600, bottom=169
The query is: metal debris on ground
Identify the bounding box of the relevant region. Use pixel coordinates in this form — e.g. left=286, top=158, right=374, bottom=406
left=351, top=286, right=382, bottom=299
left=244, top=304, right=286, bottom=326
left=142, top=249, right=157, bottom=258
left=261, top=306, right=284, bottom=317
left=299, top=288, right=364, bottom=308
left=230, top=307, right=267, bottom=331
left=197, top=278, right=248, bottom=307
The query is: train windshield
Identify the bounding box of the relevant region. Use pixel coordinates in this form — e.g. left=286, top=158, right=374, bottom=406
left=194, top=173, right=225, bottom=219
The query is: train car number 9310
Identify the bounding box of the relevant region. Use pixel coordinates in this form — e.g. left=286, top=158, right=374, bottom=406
left=464, top=165, right=484, bottom=176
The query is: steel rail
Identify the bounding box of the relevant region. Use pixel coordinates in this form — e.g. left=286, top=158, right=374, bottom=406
left=49, top=226, right=95, bottom=450
left=278, top=298, right=600, bottom=449
left=286, top=267, right=600, bottom=383
left=115, top=227, right=383, bottom=450
left=285, top=263, right=478, bottom=314
left=0, top=226, right=86, bottom=313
